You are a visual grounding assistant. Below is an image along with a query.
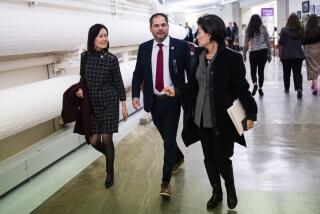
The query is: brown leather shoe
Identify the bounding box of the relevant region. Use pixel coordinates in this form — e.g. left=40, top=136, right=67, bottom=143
left=172, top=158, right=184, bottom=174
left=160, top=183, right=172, bottom=197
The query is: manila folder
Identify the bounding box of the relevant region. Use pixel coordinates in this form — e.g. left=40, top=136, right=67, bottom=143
left=227, top=99, right=246, bottom=135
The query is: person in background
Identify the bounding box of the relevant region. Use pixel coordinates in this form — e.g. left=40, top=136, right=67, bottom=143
left=303, top=14, right=320, bottom=95
left=131, top=13, right=191, bottom=197
left=163, top=14, right=257, bottom=210
left=243, top=14, right=271, bottom=97
left=233, top=22, right=240, bottom=51
left=184, top=21, right=194, bottom=43
left=76, top=24, right=128, bottom=188
left=226, top=22, right=234, bottom=49
left=278, top=13, right=305, bottom=99
left=194, top=29, right=199, bottom=46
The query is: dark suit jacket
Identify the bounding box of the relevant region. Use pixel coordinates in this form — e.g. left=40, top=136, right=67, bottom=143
left=132, top=37, right=191, bottom=112
left=61, top=82, right=92, bottom=137
left=178, top=46, right=257, bottom=147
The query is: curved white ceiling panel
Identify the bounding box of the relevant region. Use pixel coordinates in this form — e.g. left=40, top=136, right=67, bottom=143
left=0, top=2, right=186, bottom=56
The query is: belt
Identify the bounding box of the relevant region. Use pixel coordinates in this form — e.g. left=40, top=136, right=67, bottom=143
left=154, top=94, right=169, bottom=100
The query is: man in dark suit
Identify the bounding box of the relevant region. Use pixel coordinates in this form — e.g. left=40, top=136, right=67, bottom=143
left=184, top=22, right=194, bottom=43
left=132, top=13, right=191, bottom=197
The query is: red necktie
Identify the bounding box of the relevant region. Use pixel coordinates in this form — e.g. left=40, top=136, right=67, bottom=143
left=155, top=44, right=164, bottom=92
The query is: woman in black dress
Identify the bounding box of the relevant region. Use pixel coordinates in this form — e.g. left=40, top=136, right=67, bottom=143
left=76, top=24, right=128, bottom=188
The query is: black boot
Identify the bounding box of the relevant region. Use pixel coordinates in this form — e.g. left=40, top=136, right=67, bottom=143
left=217, top=159, right=238, bottom=209
left=204, top=160, right=223, bottom=209
left=104, top=141, right=115, bottom=188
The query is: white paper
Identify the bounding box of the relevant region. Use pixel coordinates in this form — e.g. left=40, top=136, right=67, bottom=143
left=227, top=99, right=246, bottom=135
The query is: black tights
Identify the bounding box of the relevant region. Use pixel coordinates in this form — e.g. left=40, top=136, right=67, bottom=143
left=89, top=133, right=113, bottom=146
left=89, top=134, right=114, bottom=177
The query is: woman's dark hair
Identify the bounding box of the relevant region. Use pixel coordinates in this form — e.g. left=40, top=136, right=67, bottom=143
left=197, top=14, right=226, bottom=47
left=87, top=23, right=109, bottom=52
left=305, top=14, right=320, bottom=39
left=149, top=13, right=168, bottom=27
left=246, top=14, right=262, bottom=39
left=286, top=13, right=304, bottom=39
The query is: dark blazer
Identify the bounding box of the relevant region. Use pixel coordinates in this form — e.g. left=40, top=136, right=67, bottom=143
left=132, top=37, right=191, bottom=112
left=278, top=27, right=305, bottom=60
left=178, top=46, right=257, bottom=147
left=61, top=82, right=92, bottom=137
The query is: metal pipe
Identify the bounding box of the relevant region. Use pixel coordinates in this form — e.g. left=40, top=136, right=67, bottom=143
left=0, top=55, right=62, bottom=73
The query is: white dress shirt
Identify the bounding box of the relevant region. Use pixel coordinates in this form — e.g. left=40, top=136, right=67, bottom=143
left=151, top=36, right=173, bottom=95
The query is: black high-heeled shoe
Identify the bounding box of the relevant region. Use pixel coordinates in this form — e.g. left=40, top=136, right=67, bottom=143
left=258, top=88, right=264, bottom=96
left=105, top=171, right=114, bottom=188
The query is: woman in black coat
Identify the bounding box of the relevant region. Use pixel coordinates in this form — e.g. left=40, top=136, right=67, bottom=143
left=278, top=13, right=305, bottom=99
left=164, top=15, right=257, bottom=210
left=76, top=24, right=128, bottom=188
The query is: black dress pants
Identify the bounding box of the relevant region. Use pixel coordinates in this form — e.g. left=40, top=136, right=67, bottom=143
left=249, top=48, right=268, bottom=87
left=151, top=95, right=184, bottom=184
left=281, top=59, right=303, bottom=91
left=197, top=127, right=234, bottom=161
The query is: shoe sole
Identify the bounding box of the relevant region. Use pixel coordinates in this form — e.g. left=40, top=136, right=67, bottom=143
left=160, top=192, right=171, bottom=197
left=172, top=160, right=184, bottom=174
left=172, top=167, right=181, bottom=174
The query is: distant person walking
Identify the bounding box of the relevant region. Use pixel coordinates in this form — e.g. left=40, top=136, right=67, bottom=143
left=279, top=13, right=305, bottom=99
left=243, top=14, right=271, bottom=97
left=233, top=22, right=240, bottom=51
left=226, top=22, right=234, bottom=49
left=303, top=14, right=320, bottom=95
left=184, top=21, right=194, bottom=43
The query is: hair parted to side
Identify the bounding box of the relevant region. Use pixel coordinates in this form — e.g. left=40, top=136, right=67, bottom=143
left=149, top=13, right=169, bottom=26
left=197, top=14, right=226, bottom=47
left=87, top=23, right=109, bottom=52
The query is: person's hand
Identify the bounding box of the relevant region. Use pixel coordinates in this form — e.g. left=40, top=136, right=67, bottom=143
left=267, top=55, right=272, bottom=63
left=132, top=97, right=140, bottom=110
left=76, top=88, right=83, bottom=98
left=162, top=87, right=175, bottom=97
left=121, top=102, right=128, bottom=121
left=247, top=120, right=254, bottom=130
